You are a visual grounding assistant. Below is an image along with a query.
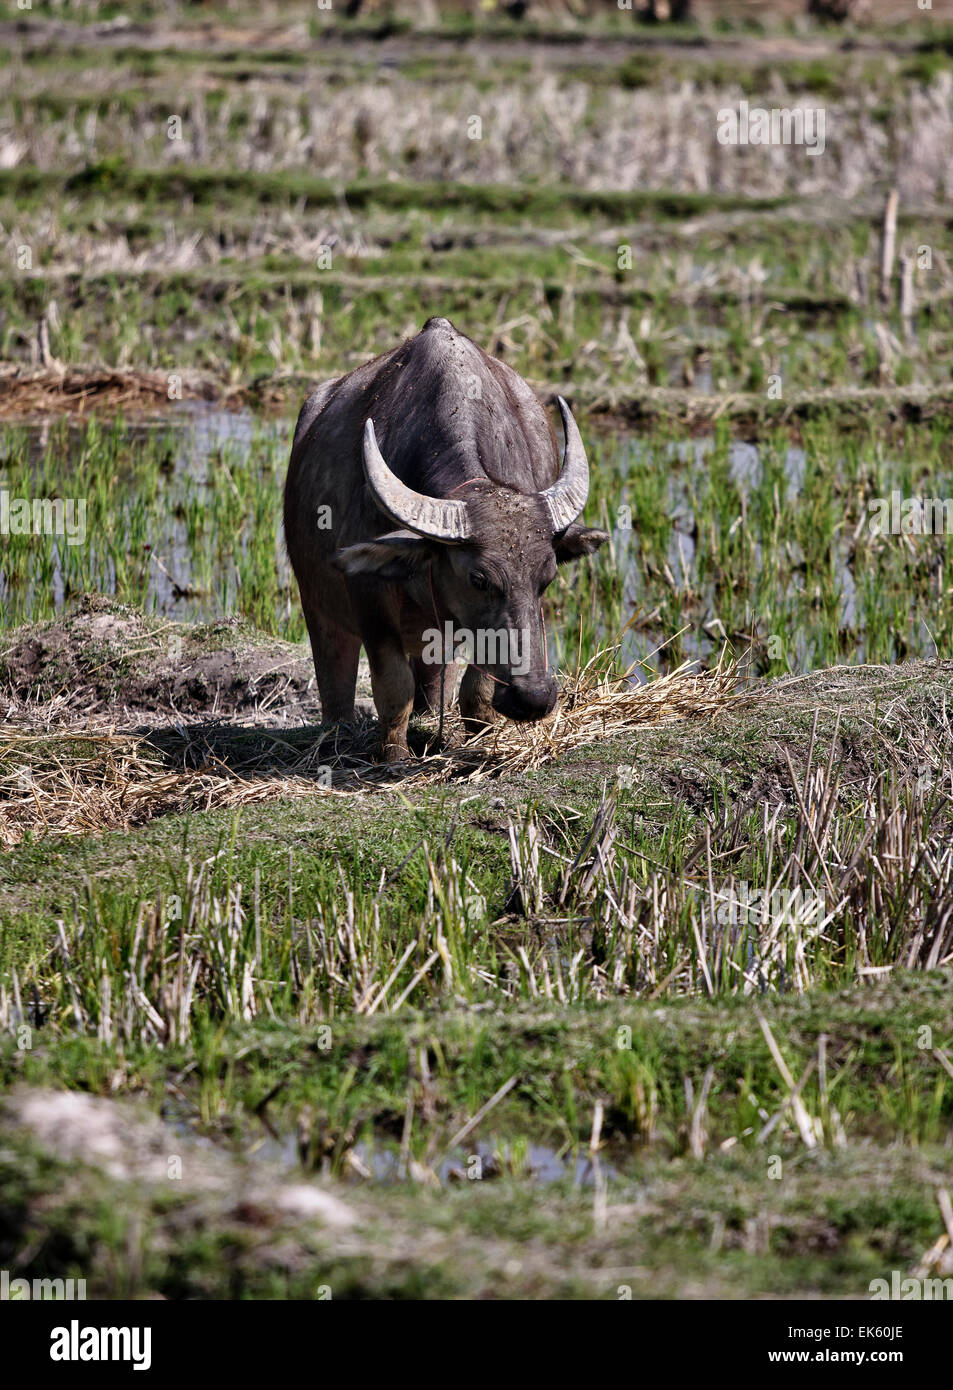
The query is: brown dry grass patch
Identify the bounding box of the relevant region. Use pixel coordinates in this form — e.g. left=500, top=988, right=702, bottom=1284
left=0, top=657, right=744, bottom=846
left=0, top=366, right=223, bottom=420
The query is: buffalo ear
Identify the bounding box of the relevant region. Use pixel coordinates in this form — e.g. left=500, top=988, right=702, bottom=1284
left=554, top=524, right=609, bottom=564
left=333, top=530, right=436, bottom=581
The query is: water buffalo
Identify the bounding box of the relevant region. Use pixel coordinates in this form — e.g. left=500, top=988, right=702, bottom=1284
left=284, top=316, right=607, bottom=761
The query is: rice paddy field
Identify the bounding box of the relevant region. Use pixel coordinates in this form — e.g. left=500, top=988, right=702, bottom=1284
left=2, top=0, right=953, bottom=1313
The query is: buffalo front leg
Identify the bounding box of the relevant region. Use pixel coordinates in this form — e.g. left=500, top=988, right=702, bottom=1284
left=303, top=604, right=361, bottom=725
left=459, top=665, right=499, bottom=739
left=367, top=640, right=415, bottom=763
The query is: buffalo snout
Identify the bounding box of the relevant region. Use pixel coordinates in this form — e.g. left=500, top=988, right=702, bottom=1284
left=494, top=676, right=558, bottom=723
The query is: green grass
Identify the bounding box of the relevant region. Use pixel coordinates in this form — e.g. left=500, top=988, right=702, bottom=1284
left=3, top=640, right=953, bottom=1301
left=2, top=164, right=948, bottom=392
left=3, top=644, right=952, bottom=1007
left=2, top=1121, right=948, bottom=1299
left=5, top=973, right=953, bottom=1159
left=3, top=412, right=952, bottom=673
left=2, top=974, right=952, bottom=1297
left=0, top=165, right=791, bottom=222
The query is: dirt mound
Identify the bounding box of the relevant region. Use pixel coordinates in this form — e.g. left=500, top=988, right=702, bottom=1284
left=5, top=1087, right=356, bottom=1229
left=0, top=594, right=322, bottom=726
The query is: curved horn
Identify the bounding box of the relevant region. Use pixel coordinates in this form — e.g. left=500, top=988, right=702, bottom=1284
left=540, top=396, right=590, bottom=533
left=363, top=418, right=472, bottom=542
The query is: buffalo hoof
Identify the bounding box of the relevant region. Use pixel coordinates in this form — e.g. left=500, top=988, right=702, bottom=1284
left=379, top=739, right=410, bottom=765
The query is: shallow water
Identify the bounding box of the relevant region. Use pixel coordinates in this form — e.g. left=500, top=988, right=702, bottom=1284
left=161, top=1095, right=613, bottom=1188
left=247, top=1131, right=615, bottom=1188
left=1, top=405, right=292, bottom=629
left=1, top=404, right=806, bottom=630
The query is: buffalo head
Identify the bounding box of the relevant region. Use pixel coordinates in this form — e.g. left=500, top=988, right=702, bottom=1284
left=335, top=398, right=608, bottom=723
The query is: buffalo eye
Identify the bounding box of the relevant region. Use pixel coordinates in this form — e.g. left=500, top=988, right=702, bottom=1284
left=470, top=570, right=490, bottom=592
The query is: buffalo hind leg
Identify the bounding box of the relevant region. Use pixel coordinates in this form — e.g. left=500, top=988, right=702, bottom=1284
left=412, top=658, right=462, bottom=715
left=303, top=604, right=361, bottom=725
left=459, top=665, right=499, bottom=739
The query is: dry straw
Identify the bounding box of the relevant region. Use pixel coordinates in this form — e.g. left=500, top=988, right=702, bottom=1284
left=0, top=365, right=220, bottom=419
left=0, top=651, right=744, bottom=846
